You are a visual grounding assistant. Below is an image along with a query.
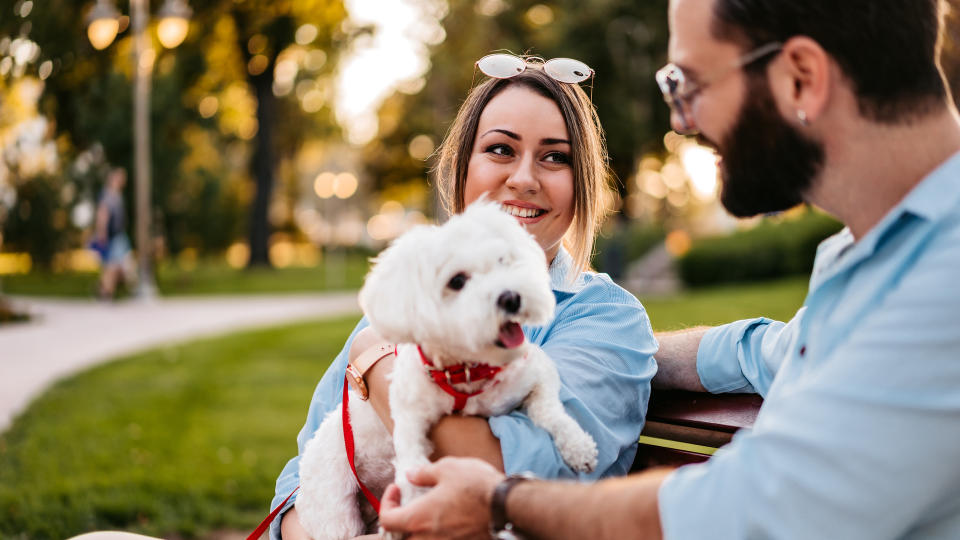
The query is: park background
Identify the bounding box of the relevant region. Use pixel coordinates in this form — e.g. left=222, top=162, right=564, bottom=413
left=1, top=0, right=959, bottom=538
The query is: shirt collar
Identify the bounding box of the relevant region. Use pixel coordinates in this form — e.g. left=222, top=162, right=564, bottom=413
left=898, top=149, right=960, bottom=222
left=811, top=149, right=960, bottom=289
left=549, top=246, right=586, bottom=294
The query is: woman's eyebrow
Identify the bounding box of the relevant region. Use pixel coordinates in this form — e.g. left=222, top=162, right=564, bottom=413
left=480, top=129, right=570, bottom=146
left=481, top=128, right=520, bottom=140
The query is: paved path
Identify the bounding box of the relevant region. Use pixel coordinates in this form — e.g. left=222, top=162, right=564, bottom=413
left=0, top=293, right=360, bottom=433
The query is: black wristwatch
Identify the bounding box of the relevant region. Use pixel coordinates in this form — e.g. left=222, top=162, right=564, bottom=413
left=490, top=472, right=536, bottom=540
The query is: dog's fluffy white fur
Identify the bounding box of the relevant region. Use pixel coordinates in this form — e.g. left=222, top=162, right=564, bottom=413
left=295, top=200, right=598, bottom=540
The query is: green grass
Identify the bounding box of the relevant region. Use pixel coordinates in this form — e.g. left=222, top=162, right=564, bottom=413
left=0, top=255, right=370, bottom=298
left=639, top=276, right=809, bottom=331
left=0, top=316, right=358, bottom=540
left=0, top=277, right=810, bottom=539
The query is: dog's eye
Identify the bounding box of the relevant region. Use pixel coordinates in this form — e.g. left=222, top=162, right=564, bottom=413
left=447, top=272, right=469, bottom=291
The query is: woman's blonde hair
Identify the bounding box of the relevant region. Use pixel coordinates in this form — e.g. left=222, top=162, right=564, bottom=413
left=434, top=66, right=613, bottom=276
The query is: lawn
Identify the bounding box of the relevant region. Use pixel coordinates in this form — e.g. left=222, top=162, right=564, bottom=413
left=0, top=277, right=809, bottom=539
left=639, top=276, right=809, bottom=330
left=0, top=254, right=371, bottom=298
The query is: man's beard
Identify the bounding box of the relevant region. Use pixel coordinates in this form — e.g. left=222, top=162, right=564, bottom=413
left=709, top=73, right=825, bottom=218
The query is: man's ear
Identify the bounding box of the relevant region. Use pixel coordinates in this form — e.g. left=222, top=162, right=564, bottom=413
left=769, top=35, right=831, bottom=125
left=358, top=225, right=435, bottom=344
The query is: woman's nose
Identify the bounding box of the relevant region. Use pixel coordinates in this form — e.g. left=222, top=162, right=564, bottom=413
left=504, top=154, right=539, bottom=193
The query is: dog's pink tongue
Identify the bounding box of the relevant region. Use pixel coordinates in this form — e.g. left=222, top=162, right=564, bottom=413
left=498, top=322, right=525, bottom=349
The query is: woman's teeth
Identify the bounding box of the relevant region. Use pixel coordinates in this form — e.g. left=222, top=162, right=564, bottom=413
left=501, top=204, right=545, bottom=218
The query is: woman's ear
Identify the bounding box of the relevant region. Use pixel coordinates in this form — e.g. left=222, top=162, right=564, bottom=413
left=358, top=225, right=435, bottom=344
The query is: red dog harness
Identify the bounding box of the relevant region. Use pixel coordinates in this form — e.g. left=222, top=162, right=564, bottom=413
left=417, top=345, right=502, bottom=412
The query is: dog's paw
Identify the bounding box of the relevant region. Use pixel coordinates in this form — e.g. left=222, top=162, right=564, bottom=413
left=557, top=431, right=599, bottom=473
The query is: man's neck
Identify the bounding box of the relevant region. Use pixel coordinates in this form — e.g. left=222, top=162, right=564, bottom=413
left=810, top=106, right=960, bottom=240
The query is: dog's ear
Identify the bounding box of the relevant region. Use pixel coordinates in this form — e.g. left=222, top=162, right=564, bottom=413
left=359, top=225, right=436, bottom=344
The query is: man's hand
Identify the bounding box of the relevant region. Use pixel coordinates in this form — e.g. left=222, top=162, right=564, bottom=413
left=379, top=457, right=504, bottom=539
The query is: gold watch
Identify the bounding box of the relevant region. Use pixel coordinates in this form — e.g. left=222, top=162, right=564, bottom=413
left=346, top=342, right=395, bottom=400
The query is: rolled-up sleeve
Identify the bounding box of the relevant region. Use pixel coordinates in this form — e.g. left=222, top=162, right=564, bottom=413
left=269, top=319, right=368, bottom=540
left=697, top=311, right=802, bottom=396
left=491, top=280, right=659, bottom=479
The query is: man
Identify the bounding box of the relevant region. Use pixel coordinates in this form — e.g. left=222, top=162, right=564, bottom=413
left=378, top=0, right=960, bottom=538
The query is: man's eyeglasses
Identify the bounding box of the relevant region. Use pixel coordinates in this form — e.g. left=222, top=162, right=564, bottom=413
left=655, top=42, right=783, bottom=135
left=474, top=53, right=595, bottom=97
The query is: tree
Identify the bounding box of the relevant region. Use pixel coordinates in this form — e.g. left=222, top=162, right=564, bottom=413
left=0, top=0, right=350, bottom=267
left=360, top=0, right=671, bottom=219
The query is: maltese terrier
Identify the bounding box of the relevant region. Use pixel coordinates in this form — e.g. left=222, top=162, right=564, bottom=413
left=295, top=200, right=598, bottom=540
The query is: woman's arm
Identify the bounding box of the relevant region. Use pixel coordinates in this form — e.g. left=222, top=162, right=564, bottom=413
left=349, top=327, right=505, bottom=471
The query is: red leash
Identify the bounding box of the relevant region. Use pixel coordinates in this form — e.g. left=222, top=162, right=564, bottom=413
left=246, top=373, right=383, bottom=540
left=249, top=347, right=503, bottom=539
left=343, top=375, right=381, bottom=512
left=245, top=485, right=298, bottom=540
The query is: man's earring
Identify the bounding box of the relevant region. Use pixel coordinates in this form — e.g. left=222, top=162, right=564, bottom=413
left=797, top=110, right=810, bottom=126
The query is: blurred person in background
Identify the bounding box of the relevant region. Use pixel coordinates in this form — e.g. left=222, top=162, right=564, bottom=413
left=93, top=167, right=134, bottom=300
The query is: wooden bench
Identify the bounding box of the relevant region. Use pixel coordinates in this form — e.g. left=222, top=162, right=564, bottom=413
left=632, top=390, right=763, bottom=471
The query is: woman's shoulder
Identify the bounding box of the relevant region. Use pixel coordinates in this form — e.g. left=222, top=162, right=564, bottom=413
left=561, top=270, right=645, bottom=309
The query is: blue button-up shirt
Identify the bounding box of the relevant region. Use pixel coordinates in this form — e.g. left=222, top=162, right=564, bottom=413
left=659, top=151, right=960, bottom=539
left=270, top=248, right=658, bottom=539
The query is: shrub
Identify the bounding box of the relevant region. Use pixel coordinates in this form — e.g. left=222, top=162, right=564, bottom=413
left=677, top=210, right=843, bottom=287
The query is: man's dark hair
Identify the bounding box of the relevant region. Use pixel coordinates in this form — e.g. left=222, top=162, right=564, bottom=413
left=711, top=0, right=949, bottom=123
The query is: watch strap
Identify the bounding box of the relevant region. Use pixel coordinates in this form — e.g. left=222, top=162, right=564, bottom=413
left=353, top=342, right=395, bottom=375
left=346, top=342, right=395, bottom=400
left=490, top=473, right=535, bottom=539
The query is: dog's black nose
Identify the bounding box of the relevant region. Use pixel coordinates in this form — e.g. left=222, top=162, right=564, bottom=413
left=497, top=290, right=521, bottom=314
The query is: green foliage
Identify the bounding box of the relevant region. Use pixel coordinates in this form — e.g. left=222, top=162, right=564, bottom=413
left=0, top=0, right=351, bottom=261
left=0, top=316, right=359, bottom=540
left=1, top=175, right=68, bottom=269
left=677, top=210, right=843, bottom=287
left=363, top=0, right=672, bottom=206
left=592, top=221, right=665, bottom=277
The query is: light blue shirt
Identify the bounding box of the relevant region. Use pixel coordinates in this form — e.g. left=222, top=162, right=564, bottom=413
left=659, top=151, right=960, bottom=539
left=271, top=248, right=658, bottom=539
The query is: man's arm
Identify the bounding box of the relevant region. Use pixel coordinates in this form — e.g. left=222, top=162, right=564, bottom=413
left=378, top=457, right=671, bottom=540
left=651, top=327, right=710, bottom=391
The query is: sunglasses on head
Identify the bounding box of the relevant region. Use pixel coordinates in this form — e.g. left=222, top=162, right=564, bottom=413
left=473, top=53, right=595, bottom=97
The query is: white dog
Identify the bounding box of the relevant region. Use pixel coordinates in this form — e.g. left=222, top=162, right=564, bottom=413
left=295, top=201, right=598, bottom=540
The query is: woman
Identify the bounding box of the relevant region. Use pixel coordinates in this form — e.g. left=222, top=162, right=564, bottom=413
left=274, top=56, right=658, bottom=540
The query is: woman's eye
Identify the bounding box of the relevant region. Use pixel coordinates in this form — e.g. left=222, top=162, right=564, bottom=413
left=447, top=272, right=469, bottom=291
left=544, top=151, right=570, bottom=164
left=485, top=144, right=513, bottom=157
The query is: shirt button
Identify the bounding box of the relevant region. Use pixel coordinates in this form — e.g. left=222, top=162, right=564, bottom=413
left=799, top=345, right=807, bottom=356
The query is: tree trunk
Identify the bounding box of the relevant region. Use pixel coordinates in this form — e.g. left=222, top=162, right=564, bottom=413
left=246, top=66, right=275, bottom=268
